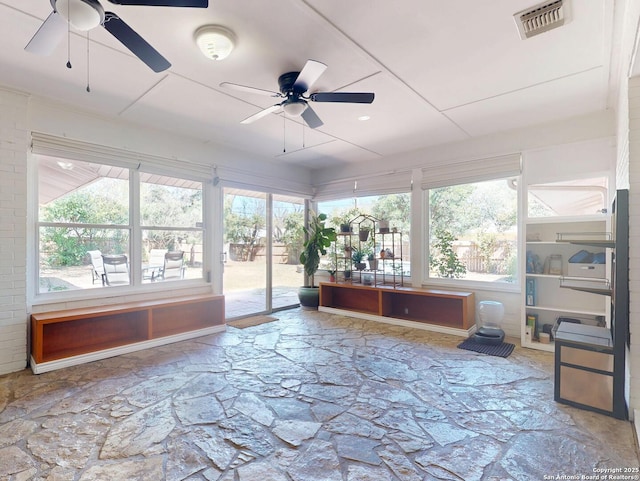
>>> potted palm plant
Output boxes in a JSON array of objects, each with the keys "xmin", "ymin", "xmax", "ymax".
[{"xmin": 298, "ymin": 212, "xmax": 336, "ymax": 309}]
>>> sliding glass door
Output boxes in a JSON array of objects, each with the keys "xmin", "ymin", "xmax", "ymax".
[
  {"xmin": 272, "ymin": 195, "xmax": 305, "ymax": 310},
  {"xmin": 223, "ymin": 188, "xmax": 304, "ymax": 318},
  {"xmin": 223, "ymin": 189, "xmax": 267, "ymax": 318}
]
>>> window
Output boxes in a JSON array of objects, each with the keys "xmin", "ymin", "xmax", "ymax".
[
  {"xmin": 528, "ymin": 177, "xmax": 608, "ymax": 218},
  {"xmin": 318, "ymin": 192, "xmax": 411, "ymax": 277},
  {"xmin": 140, "ymin": 175, "xmax": 204, "ymax": 283},
  {"xmin": 428, "ymin": 178, "xmax": 518, "ymax": 284},
  {"xmin": 36, "ymin": 156, "xmax": 205, "ymax": 294}
]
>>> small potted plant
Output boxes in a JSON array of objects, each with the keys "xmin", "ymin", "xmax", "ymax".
[
  {"xmin": 367, "ymin": 252, "xmax": 378, "ymax": 271},
  {"xmin": 352, "ymin": 248, "xmax": 366, "ymax": 270},
  {"xmin": 327, "ymin": 269, "xmax": 337, "ymax": 282}
]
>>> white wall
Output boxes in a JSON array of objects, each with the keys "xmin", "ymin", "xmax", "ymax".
[
  {"xmin": 627, "ymin": 76, "xmax": 640, "ymax": 424},
  {"xmin": 0, "ymin": 88, "xmax": 29, "ymax": 374}
]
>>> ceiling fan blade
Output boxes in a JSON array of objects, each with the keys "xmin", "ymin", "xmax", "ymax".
[
  {"xmin": 220, "ymin": 82, "xmax": 281, "ymax": 97},
  {"xmin": 102, "ymin": 12, "xmax": 171, "ymax": 72},
  {"xmin": 107, "ymin": 0, "xmax": 208, "ymax": 6},
  {"xmin": 241, "ymin": 104, "xmax": 282, "ymax": 124},
  {"xmin": 25, "ymin": 11, "xmax": 67, "ymax": 55},
  {"xmin": 293, "ymin": 59, "xmax": 327, "ymax": 93},
  {"xmin": 310, "ymin": 92, "xmax": 375, "ymax": 103},
  {"xmin": 301, "ymin": 105, "xmax": 323, "ymax": 129}
]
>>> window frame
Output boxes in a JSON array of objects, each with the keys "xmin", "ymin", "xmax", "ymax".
[
  {"xmin": 316, "ymin": 191, "xmax": 412, "ymax": 283},
  {"xmin": 424, "ymin": 175, "xmax": 521, "ymax": 292},
  {"xmin": 32, "ymin": 155, "xmax": 210, "ymax": 303}
]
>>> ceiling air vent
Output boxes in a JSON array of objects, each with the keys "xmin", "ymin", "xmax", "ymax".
[{"xmin": 514, "ymin": 0, "xmax": 568, "ymax": 39}]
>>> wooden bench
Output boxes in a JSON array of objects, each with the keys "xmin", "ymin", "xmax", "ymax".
[
  {"xmin": 319, "ymin": 283, "xmax": 475, "ymax": 336},
  {"xmin": 30, "ymin": 294, "xmax": 225, "ymax": 374}
]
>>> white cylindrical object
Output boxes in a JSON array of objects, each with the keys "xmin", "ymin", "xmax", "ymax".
[{"xmin": 478, "ymin": 300, "xmax": 504, "ymax": 328}]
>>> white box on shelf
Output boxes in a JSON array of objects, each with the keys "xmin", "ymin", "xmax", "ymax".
[{"xmin": 567, "ymin": 263, "xmax": 606, "ymax": 279}]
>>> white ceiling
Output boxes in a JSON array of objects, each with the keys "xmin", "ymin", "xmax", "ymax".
[{"xmin": 0, "ymin": 0, "xmax": 621, "ymax": 172}]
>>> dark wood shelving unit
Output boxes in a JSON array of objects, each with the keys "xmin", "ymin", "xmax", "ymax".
[{"xmin": 320, "ymin": 283, "xmax": 474, "ymax": 334}]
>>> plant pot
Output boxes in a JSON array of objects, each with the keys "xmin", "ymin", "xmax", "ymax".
[
  {"xmin": 340, "ymin": 224, "xmax": 351, "ymax": 233},
  {"xmin": 344, "ymin": 270, "xmax": 352, "ymax": 280},
  {"xmin": 298, "ymin": 286, "xmax": 320, "ymax": 310},
  {"xmin": 368, "ymin": 259, "xmax": 378, "ymax": 271},
  {"xmin": 355, "ymin": 262, "xmax": 366, "ymax": 271},
  {"xmin": 359, "ymin": 229, "xmax": 370, "ymax": 242},
  {"xmin": 379, "ymin": 220, "xmax": 390, "ymax": 233}
]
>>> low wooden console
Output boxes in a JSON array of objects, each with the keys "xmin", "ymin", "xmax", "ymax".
[
  {"xmin": 319, "ymin": 283, "xmax": 475, "ymax": 336},
  {"xmin": 30, "ymin": 294, "xmax": 225, "ymax": 374}
]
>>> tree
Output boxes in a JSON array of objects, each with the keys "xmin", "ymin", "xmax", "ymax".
[
  {"xmin": 280, "ymin": 210, "xmax": 304, "ymax": 264},
  {"xmin": 429, "ymin": 185, "xmax": 475, "ymax": 237},
  {"xmin": 430, "ymin": 229, "xmax": 466, "ymax": 278},
  {"xmin": 224, "ymin": 196, "xmax": 266, "ymax": 261},
  {"xmin": 41, "ymin": 189, "xmax": 128, "ymax": 266},
  {"xmin": 371, "ymin": 193, "xmax": 410, "ymax": 234},
  {"xmin": 141, "ymin": 183, "xmax": 202, "ymax": 252}
]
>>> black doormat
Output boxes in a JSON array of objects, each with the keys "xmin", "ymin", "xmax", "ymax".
[{"xmin": 457, "ymin": 338, "xmax": 515, "ymax": 358}]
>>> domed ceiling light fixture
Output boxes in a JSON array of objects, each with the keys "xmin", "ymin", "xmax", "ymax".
[
  {"xmin": 195, "ymin": 25, "xmax": 235, "ymax": 61},
  {"xmin": 282, "ymin": 100, "xmax": 307, "ymax": 117}
]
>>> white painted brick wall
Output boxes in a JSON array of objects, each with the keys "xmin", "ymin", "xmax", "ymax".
[
  {"xmin": 628, "ymin": 76, "xmax": 640, "ymax": 415},
  {"xmin": 0, "ymin": 88, "xmax": 28, "ymax": 375}
]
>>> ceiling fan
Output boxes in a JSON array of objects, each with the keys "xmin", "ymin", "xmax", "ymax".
[
  {"xmin": 220, "ymin": 59, "xmax": 375, "ymax": 129},
  {"xmin": 25, "ymin": 0, "xmax": 208, "ymax": 72}
]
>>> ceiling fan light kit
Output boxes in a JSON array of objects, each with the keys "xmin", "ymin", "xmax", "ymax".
[
  {"xmin": 282, "ymin": 101, "xmax": 307, "ymax": 117},
  {"xmin": 54, "ymin": 0, "xmax": 104, "ymax": 31},
  {"xmin": 195, "ymin": 25, "xmax": 235, "ymax": 61}
]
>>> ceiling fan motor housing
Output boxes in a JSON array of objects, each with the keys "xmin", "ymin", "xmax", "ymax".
[{"xmin": 278, "ymin": 71, "xmax": 305, "ymax": 95}]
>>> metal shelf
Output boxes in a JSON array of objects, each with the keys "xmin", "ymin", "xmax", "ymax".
[{"xmin": 559, "ymin": 277, "xmax": 611, "ymax": 296}]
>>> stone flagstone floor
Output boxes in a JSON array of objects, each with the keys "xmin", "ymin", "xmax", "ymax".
[{"xmin": 0, "ymin": 309, "xmax": 638, "ymax": 480}]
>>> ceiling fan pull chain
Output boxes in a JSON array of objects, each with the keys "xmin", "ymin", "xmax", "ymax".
[
  {"xmin": 66, "ymin": 1, "xmax": 71, "ymax": 69},
  {"xmin": 283, "ymin": 114, "xmax": 286, "ymax": 153},
  {"xmin": 86, "ymin": 31, "xmax": 91, "ymax": 93}
]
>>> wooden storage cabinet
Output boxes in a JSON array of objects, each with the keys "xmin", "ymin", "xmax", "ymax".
[
  {"xmin": 151, "ymin": 297, "xmax": 224, "ymax": 338},
  {"xmin": 40, "ymin": 310, "xmax": 149, "ymax": 362},
  {"xmin": 320, "ymin": 283, "xmax": 381, "ymax": 315},
  {"xmin": 320, "ymin": 283, "xmax": 474, "ymax": 335},
  {"xmin": 31, "ymin": 295, "xmax": 225, "ymax": 373}
]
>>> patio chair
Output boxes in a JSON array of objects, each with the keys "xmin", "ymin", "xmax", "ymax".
[
  {"xmin": 87, "ymin": 250, "xmax": 105, "ymax": 285},
  {"xmin": 161, "ymin": 251, "xmax": 185, "ymax": 280},
  {"xmin": 102, "ymin": 254, "xmax": 130, "ymax": 286},
  {"xmin": 143, "ymin": 249, "xmax": 166, "ymax": 281}
]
